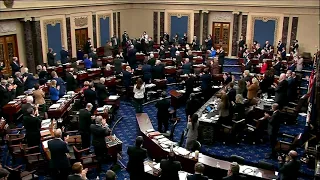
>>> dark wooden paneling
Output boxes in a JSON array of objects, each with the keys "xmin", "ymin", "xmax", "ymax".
[
  {"xmin": 281, "ymin": 17, "xmax": 289, "ymax": 45},
  {"xmin": 66, "ymin": 17, "xmax": 72, "ymax": 56},
  {"xmin": 113, "ymin": 12, "xmax": 116, "ymax": 36},
  {"xmin": 194, "ymin": 13, "xmax": 200, "ymax": 39},
  {"xmin": 241, "ymin": 15, "xmax": 248, "ymax": 42},
  {"xmin": 160, "ymin": 12, "xmax": 164, "ymax": 38},
  {"xmin": 32, "ymin": 21, "xmax": 43, "ymax": 65},
  {"xmin": 231, "ymin": 14, "xmax": 239, "ymax": 56},
  {"xmin": 290, "ymin": 17, "xmax": 299, "ymax": 45},
  {"xmin": 117, "ymin": 12, "xmax": 120, "ymax": 39},
  {"xmin": 202, "ymin": 13, "xmax": 208, "ymax": 44},
  {"xmin": 92, "ymin": 15, "xmax": 97, "ymax": 48},
  {"xmin": 23, "ymin": 21, "xmax": 36, "ymax": 73},
  {"xmin": 153, "ymin": 12, "xmax": 158, "ymax": 43}
]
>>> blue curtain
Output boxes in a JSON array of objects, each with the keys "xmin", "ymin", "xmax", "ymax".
[
  {"xmin": 47, "ymin": 23, "xmax": 62, "ymax": 60},
  {"xmin": 253, "ymin": 20, "xmax": 276, "ymax": 45},
  {"xmin": 99, "ymin": 17, "xmax": 110, "ymax": 46},
  {"xmin": 170, "ymin": 16, "xmax": 188, "ymax": 41}
]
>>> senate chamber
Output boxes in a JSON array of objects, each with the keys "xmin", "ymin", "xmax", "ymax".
[{"xmin": 0, "ymin": 0, "xmax": 319, "ymax": 180}]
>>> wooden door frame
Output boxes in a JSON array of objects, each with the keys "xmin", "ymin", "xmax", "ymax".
[
  {"xmin": 75, "ymin": 28, "xmax": 88, "ymax": 51},
  {"xmin": 0, "ymin": 34, "xmax": 19, "ymax": 75},
  {"xmin": 212, "ymin": 22, "xmax": 231, "ymax": 53}
]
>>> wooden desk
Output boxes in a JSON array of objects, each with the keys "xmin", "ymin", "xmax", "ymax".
[
  {"xmin": 106, "ymin": 135, "xmax": 122, "ymax": 162},
  {"xmin": 136, "ymin": 113, "xmax": 278, "ymax": 179},
  {"xmin": 144, "ymin": 160, "xmax": 190, "ymax": 180},
  {"xmin": 169, "ymin": 90, "xmax": 183, "ymax": 109},
  {"xmin": 47, "ymin": 94, "xmax": 79, "ymax": 119},
  {"xmin": 2, "ymin": 100, "xmax": 23, "ymax": 122}
]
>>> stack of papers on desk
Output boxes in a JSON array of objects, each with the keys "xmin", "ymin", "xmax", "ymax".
[
  {"xmin": 144, "ymin": 164, "xmax": 152, "ymax": 172},
  {"xmin": 213, "ymin": 85, "xmax": 222, "ymax": 89},
  {"xmin": 40, "ymin": 129, "xmax": 51, "ymax": 137},
  {"xmin": 42, "ymin": 139, "xmax": 51, "ymax": 149},
  {"xmin": 41, "ymin": 119, "xmax": 51, "ymax": 128},
  {"xmin": 16, "ymin": 95, "xmax": 25, "ymax": 99},
  {"xmin": 193, "ymin": 87, "xmax": 201, "ymax": 92},
  {"xmin": 176, "ymin": 90, "xmax": 185, "ymax": 94},
  {"xmin": 154, "ymin": 135, "xmax": 165, "ymax": 140},
  {"xmin": 158, "ymin": 138, "xmax": 170, "ymax": 143},
  {"xmin": 145, "ymin": 83, "xmax": 156, "ymax": 88},
  {"xmin": 173, "ymin": 147, "xmax": 190, "ymax": 156},
  {"xmin": 49, "ymin": 104, "xmax": 60, "ymax": 109},
  {"xmin": 57, "ymin": 99, "xmax": 66, "ymax": 104},
  {"xmin": 8, "ymin": 101, "xmax": 17, "ymax": 104},
  {"xmin": 67, "ymin": 91, "xmax": 75, "ymax": 96},
  {"xmin": 62, "ymin": 95, "xmax": 71, "ymax": 99},
  {"xmin": 108, "ymin": 95, "xmax": 119, "ymax": 100}
]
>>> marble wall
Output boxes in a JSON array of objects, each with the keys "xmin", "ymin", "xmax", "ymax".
[
  {"xmin": 241, "ymin": 15, "xmax": 248, "ymax": 41},
  {"xmin": 281, "ymin": 17, "xmax": 289, "ymax": 46},
  {"xmin": 23, "ymin": 20, "xmax": 36, "ymax": 73},
  {"xmin": 290, "ymin": 17, "xmax": 299, "ymax": 45},
  {"xmin": 153, "ymin": 12, "xmax": 158, "ymax": 43},
  {"xmin": 231, "ymin": 13, "xmax": 239, "ymax": 56},
  {"xmin": 160, "ymin": 12, "xmax": 164, "ymax": 39},
  {"xmin": 194, "ymin": 13, "xmax": 200, "ymax": 39},
  {"xmin": 92, "ymin": 15, "xmax": 97, "ymax": 48},
  {"xmin": 202, "ymin": 12, "xmax": 208, "ymax": 44}
]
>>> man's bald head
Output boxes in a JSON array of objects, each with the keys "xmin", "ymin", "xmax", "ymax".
[
  {"xmin": 279, "ymin": 73, "xmax": 286, "ymax": 81},
  {"xmin": 289, "ymin": 150, "xmax": 298, "ymax": 159},
  {"xmin": 54, "ymin": 128, "xmax": 62, "ymax": 138}
]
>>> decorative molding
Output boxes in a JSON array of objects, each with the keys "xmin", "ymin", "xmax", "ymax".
[
  {"xmin": 232, "ymin": 11, "xmax": 240, "ymax": 15},
  {"xmin": 3, "ymin": 0, "xmax": 14, "ymax": 8},
  {"xmin": 98, "ymin": 14, "xmax": 110, "ymax": 20},
  {"xmin": 202, "ymin": 11, "xmax": 209, "ymax": 14},
  {"xmin": 74, "ymin": 16, "xmax": 88, "ymax": 27},
  {"xmin": 211, "ymin": 12, "xmax": 233, "ymax": 22},
  {"xmin": 168, "ymin": 13, "xmax": 191, "ymax": 40},
  {"xmin": 251, "ymin": 16, "xmax": 279, "ymax": 46},
  {"xmin": 0, "ymin": 21, "xmax": 17, "ymax": 33},
  {"xmin": 43, "ymin": 18, "xmax": 64, "ymax": 51}
]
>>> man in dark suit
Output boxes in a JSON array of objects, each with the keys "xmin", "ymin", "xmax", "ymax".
[
  {"xmin": 79, "ymin": 103, "xmax": 93, "ymax": 149},
  {"xmin": 47, "ymin": 48, "xmax": 56, "ymax": 66},
  {"xmin": 160, "ymin": 152, "xmax": 182, "ymax": 180},
  {"xmin": 265, "ymin": 103, "xmax": 281, "ymax": 159},
  {"xmin": 277, "ymin": 40, "xmax": 284, "ymax": 52},
  {"xmin": 21, "ymin": 96, "xmax": 34, "ymax": 116},
  {"xmin": 175, "ymin": 51, "xmax": 183, "ymax": 67},
  {"xmin": 155, "ymin": 91, "xmax": 170, "ymax": 133},
  {"xmin": 238, "ymin": 36, "xmax": 245, "ymax": 50},
  {"xmin": 182, "ymin": 58, "xmax": 192, "ymax": 74},
  {"xmin": 105, "ymin": 170, "xmax": 116, "ymax": 180},
  {"xmin": 10, "ymin": 57, "xmax": 22, "ymax": 76},
  {"xmin": 13, "ymin": 72, "xmax": 26, "ymax": 96},
  {"xmin": 123, "ymin": 66, "xmax": 133, "ymax": 91},
  {"xmin": 185, "ymin": 75, "xmax": 195, "ymax": 99},
  {"xmin": 159, "ymin": 46, "xmax": 166, "ymax": 59},
  {"xmin": 65, "ymin": 69, "xmax": 77, "ymax": 92},
  {"xmin": 223, "ymin": 162, "xmax": 244, "ymax": 180},
  {"xmin": 218, "ymin": 48, "xmax": 225, "ymax": 72},
  {"xmin": 244, "ymin": 58, "xmax": 252, "ymax": 72},
  {"xmin": 90, "ymin": 116, "xmax": 111, "ymax": 174},
  {"xmin": 95, "ymin": 77, "xmax": 109, "ymax": 106},
  {"xmin": 48, "ymin": 129, "xmax": 71, "ymax": 180},
  {"xmin": 187, "ymin": 162, "xmax": 208, "ymax": 180},
  {"xmin": 114, "ymin": 55, "xmax": 123, "ymax": 74},
  {"xmin": 170, "ymin": 44, "xmax": 177, "ymax": 58},
  {"xmin": 60, "ymin": 46, "xmax": 69, "ymax": 64},
  {"xmin": 122, "ymin": 31, "xmax": 129, "ymax": 46},
  {"xmin": 23, "ymin": 107, "xmax": 41, "ymax": 149},
  {"xmin": 84, "ymin": 38, "xmax": 92, "ymax": 54},
  {"xmin": 273, "ymin": 73, "xmax": 288, "ymax": 109},
  {"xmin": 147, "ymin": 53, "xmax": 156, "ymax": 66},
  {"xmin": 0, "ymin": 80, "xmax": 14, "ymax": 108},
  {"xmin": 192, "ymin": 36, "xmax": 199, "ymax": 50},
  {"xmin": 227, "ymin": 82, "xmax": 237, "ymax": 103},
  {"xmin": 111, "ymin": 35, "xmax": 120, "ymax": 56},
  {"xmin": 127, "ymin": 136, "xmax": 147, "ymax": 180},
  {"xmin": 286, "ymin": 70, "xmax": 297, "ymax": 102},
  {"xmin": 68, "ymin": 162, "xmax": 87, "ymax": 180},
  {"xmin": 127, "ymin": 45, "xmax": 137, "ymax": 69},
  {"xmin": 152, "ymin": 60, "xmax": 165, "ymax": 80},
  {"xmin": 273, "ymin": 57, "xmax": 282, "ymax": 76},
  {"xmin": 142, "ymin": 63, "xmax": 152, "ymax": 83},
  {"xmin": 84, "ymin": 83, "xmax": 97, "ymax": 112},
  {"xmin": 278, "ymin": 150, "xmax": 301, "ymax": 180},
  {"xmin": 200, "ymin": 69, "xmax": 212, "ymax": 101}
]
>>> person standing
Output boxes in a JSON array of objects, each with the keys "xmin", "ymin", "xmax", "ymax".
[
  {"xmin": 10, "ymin": 57, "xmax": 23, "ymax": 76},
  {"xmin": 155, "ymin": 91, "xmax": 170, "ymax": 133},
  {"xmin": 185, "ymin": 114, "xmax": 199, "ymax": 150},
  {"xmin": 187, "ymin": 162, "xmax": 208, "ymax": 180},
  {"xmin": 127, "ymin": 136, "xmax": 147, "ymax": 180},
  {"xmin": 47, "ymin": 48, "xmax": 56, "ymax": 66},
  {"xmin": 79, "ymin": 103, "xmax": 93, "ymax": 149},
  {"xmin": 60, "ymin": 46, "xmax": 69, "ymax": 64},
  {"xmin": 48, "ymin": 129, "xmax": 71, "ymax": 180},
  {"xmin": 160, "ymin": 152, "xmax": 182, "ymax": 180},
  {"xmin": 265, "ymin": 103, "xmax": 281, "ymax": 159},
  {"xmin": 278, "ymin": 150, "xmax": 301, "ymax": 180},
  {"xmin": 67, "ymin": 162, "xmax": 88, "ymax": 180},
  {"xmin": 23, "ymin": 108, "xmax": 41, "ymax": 149},
  {"xmin": 273, "ymin": 73, "xmax": 288, "ymax": 109},
  {"xmin": 133, "ymin": 78, "xmax": 145, "ymax": 113}
]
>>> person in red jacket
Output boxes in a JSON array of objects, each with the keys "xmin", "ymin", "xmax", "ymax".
[{"xmin": 260, "ymin": 59, "xmax": 268, "ymax": 74}]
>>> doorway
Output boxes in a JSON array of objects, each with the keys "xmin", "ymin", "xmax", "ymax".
[
  {"xmin": 75, "ymin": 28, "xmax": 88, "ymax": 52},
  {"xmin": 0, "ymin": 35, "xmax": 19, "ymax": 75},
  {"xmin": 212, "ymin": 22, "xmax": 230, "ymax": 54}
]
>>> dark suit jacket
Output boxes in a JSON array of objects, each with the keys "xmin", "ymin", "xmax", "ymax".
[
  {"xmin": 245, "ymin": 60, "xmax": 252, "ymax": 71},
  {"xmin": 60, "ymin": 50, "xmax": 69, "ymax": 64},
  {"xmin": 228, "ymin": 88, "xmax": 236, "ymax": 103},
  {"xmin": 218, "ymin": 52, "xmax": 225, "ymax": 65},
  {"xmin": 185, "ymin": 76, "xmax": 195, "ymax": 96},
  {"xmin": 90, "ymin": 124, "xmax": 110, "ymax": 147},
  {"xmin": 155, "ymin": 98, "xmax": 170, "ymax": 119},
  {"xmin": 275, "ymin": 80, "xmax": 288, "ymax": 104},
  {"xmin": 142, "ymin": 64, "xmax": 152, "ymax": 80},
  {"xmin": 267, "ymin": 110, "xmax": 281, "ymax": 136},
  {"xmin": 68, "ymin": 174, "xmax": 83, "ymax": 180},
  {"xmin": 39, "ymin": 70, "xmax": 49, "ymax": 85},
  {"xmin": 186, "ymin": 98, "xmax": 201, "ymax": 117},
  {"xmin": 152, "ymin": 64, "xmax": 164, "ymax": 80},
  {"xmin": 187, "ymin": 174, "xmax": 209, "ymax": 180},
  {"xmin": 66, "ymin": 72, "xmax": 77, "ymax": 92},
  {"xmin": 122, "ymin": 70, "xmax": 132, "ymax": 88},
  {"xmin": 160, "ymin": 159, "xmax": 182, "ymax": 180},
  {"xmin": 287, "ymin": 77, "xmax": 296, "ymax": 101},
  {"xmin": 159, "ymin": 49, "xmax": 166, "ymax": 59},
  {"xmin": 48, "ymin": 138, "xmax": 70, "ymax": 169},
  {"xmin": 14, "ymin": 77, "xmax": 24, "ymax": 96},
  {"xmin": 148, "ymin": 58, "xmax": 156, "ymax": 66},
  {"xmin": 182, "ymin": 63, "xmax": 191, "ymax": 74},
  {"xmin": 52, "ymin": 77, "xmax": 66, "ymax": 97},
  {"xmin": 278, "ymin": 159, "xmax": 301, "ymax": 180},
  {"xmin": 273, "ymin": 62, "xmax": 281, "ymax": 76},
  {"xmin": 10, "ymin": 62, "xmax": 21, "ymax": 75},
  {"xmin": 200, "ymin": 73, "xmax": 211, "ymax": 91},
  {"xmin": 223, "ymin": 174, "xmax": 245, "ymax": 180},
  {"xmin": 84, "ymin": 88, "xmax": 96, "ymax": 105},
  {"xmin": 84, "ymin": 41, "xmax": 91, "ymax": 54},
  {"xmin": 23, "ymin": 114, "xmax": 41, "ymax": 135},
  {"xmin": 21, "ymin": 103, "xmax": 33, "ymax": 116},
  {"xmin": 95, "ymin": 83, "xmax": 109, "ymax": 101},
  {"xmin": 47, "ymin": 52, "xmax": 55, "ymax": 66},
  {"xmin": 127, "ymin": 146, "xmax": 147, "ymax": 174},
  {"xmin": 79, "ymin": 108, "xmax": 92, "ymax": 133},
  {"xmin": 170, "ymin": 47, "xmax": 177, "ymax": 58},
  {"xmin": 0, "ymin": 85, "xmax": 13, "ymax": 107},
  {"xmin": 24, "ymin": 73, "xmax": 38, "ymax": 90},
  {"xmin": 234, "ymin": 103, "xmax": 245, "ymax": 120},
  {"xmin": 175, "ymin": 55, "xmax": 183, "ymax": 66},
  {"xmin": 114, "ymin": 58, "xmax": 123, "ymax": 74}
]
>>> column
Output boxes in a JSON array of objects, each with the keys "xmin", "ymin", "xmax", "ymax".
[
  {"xmin": 231, "ymin": 12, "xmax": 240, "ymax": 56},
  {"xmin": 281, "ymin": 17, "xmax": 289, "ymax": 47},
  {"xmin": 160, "ymin": 12, "xmax": 165, "ymax": 38},
  {"xmin": 290, "ymin": 17, "xmax": 299, "ymax": 46},
  {"xmin": 23, "ymin": 19, "xmax": 36, "ymax": 73},
  {"xmin": 202, "ymin": 11, "xmax": 209, "ymax": 45},
  {"xmin": 92, "ymin": 14, "xmax": 97, "ymax": 48},
  {"xmin": 241, "ymin": 13, "xmax": 248, "ymax": 42},
  {"xmin": 32, "ymin": 19, "xmax": 43, "ymax": 66},
  {"xmin": 113, "ymin": 12, "xmax": 117, "ymax": 36},
  {"xmin": 194, "ymin": 11, "xmax": 200, "ymax": 41},
  {"xmin": 117, "ymin": 12, "xmax": 120, "ymax": 38},
  {"xmin": 66, "ymin": 17, "xmax": 72, "ymax": 55},
  {"xmin": 153, "ymin": 11, "xmax": 158, "ymax": 43}
]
